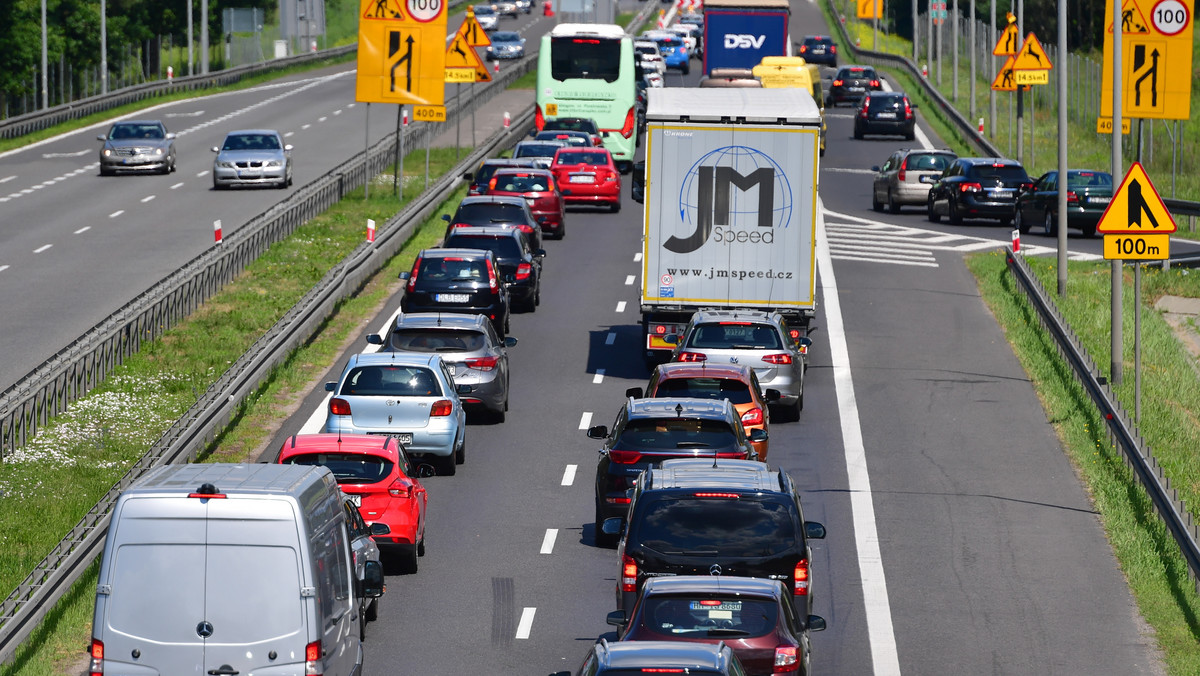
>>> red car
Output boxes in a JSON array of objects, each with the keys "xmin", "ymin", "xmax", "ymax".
[
  {"xmin": 277, "ymin": 433, "xmax": 429, "ymax": 573},
  {"xmin": 550, "ymin": 147, "xmax": 622, "ymax": 212},
  {"xmin": 483, "ymin": 168, "xmax": 567, "ymax": 239},
  {"xmin": 608, "ymin": 576, "xmax": 826, "ymax": 676}
]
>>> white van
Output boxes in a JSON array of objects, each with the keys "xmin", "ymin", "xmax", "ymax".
[{"xmin": 90, "ymin": 463, "xmax": 383, "ymax": 676}]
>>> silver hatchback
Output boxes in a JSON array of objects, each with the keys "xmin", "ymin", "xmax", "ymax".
[
  {"xmin": 669, "ymin": 310, "xmax": 811, "ymax": 422},
  {"xmin": 211, "ymin": 129, "xmax": 293, "ymax": 189},
  {"xmin": 871, "ymin": 148, "xmax": 957, "ymax": 213},
  {"xmin": 368, "ymin": 313, "xmax": 517, "ymax": 422}
]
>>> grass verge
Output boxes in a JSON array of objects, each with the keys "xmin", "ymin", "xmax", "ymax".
[{"xmin": 968, "ymin": 251, "xmax": 1200, "ymax": 673}]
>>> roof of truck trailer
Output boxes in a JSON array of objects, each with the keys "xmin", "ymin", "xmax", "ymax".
[
  {"xmin": 645, "ymin": 88, "xmax": 820, "ymax": 124},
  {"xmin": 702, "ymin": 0, "xmax": 790, "ymax": 10}
]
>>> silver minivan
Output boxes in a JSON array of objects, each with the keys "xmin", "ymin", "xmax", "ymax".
[{"xmin": 90, "ymin": 463, "xmax": 383, "ymax": 676}]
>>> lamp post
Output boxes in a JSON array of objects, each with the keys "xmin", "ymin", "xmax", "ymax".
[
  {"xmin": 101, "ymin": 0, "xmax": 108, "ymax": 94},
  {"xmin": 41, "ymin": 0, "xmax": 48, "ymax": 109}
]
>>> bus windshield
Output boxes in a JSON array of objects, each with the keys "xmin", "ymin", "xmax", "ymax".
[{"xmin": 550, "ymin": 36, "xmax": 622, "ymax": 82}]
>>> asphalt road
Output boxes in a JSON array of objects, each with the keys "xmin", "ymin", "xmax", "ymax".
[{"xmin": 258, "ymin": 5, "xmax": 1166, "ymax": 673}]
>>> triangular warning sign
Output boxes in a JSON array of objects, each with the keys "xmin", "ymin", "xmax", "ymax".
[
  {"xmin": 444, "ymin": 33, "xmax": 492, "ymax": 83},
  {"xmin": 993, "ymin": 23, "xmax": 1019, "ymax": 56},
  {"xmin": 456, "ymin": 9, "xmax": 492, "ymax": 47},
  {"xmin": 1011, "ymin": 33, "xmax": 1053, "ymax": 70},
  {"xmin": 991, "ymin": 56, "xmax": 1017, "ymax": 91},
  {"xmin": 1096, "ymin": 162, "xmax": 1177, "ymax": 234},
  {"xmin": 362, "ymin": 0, "xmax": 405, "ymax": 20},
  {"xmin": 1107, "ymin": 0, "xmax": 1150, "ymax": 33}
]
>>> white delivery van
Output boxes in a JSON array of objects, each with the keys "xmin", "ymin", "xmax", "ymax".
[{"xmin": 90, "ymin": 463, "xmax": 383, "ymax": 676}]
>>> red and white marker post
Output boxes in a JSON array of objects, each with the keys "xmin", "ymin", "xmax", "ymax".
[
  {"xmin": 213, "ymin": 219, "xmax": 222, "ymax": 244},
  {"xmin": 1011, "ymin": 229, "xmax": 1020, "ymax": 253},
  {"xmin": 367, "ymin": 219, "xmax": 376, "ymax": 243},
  {"xmin": 503, "ymin": 112, "xmax": 511, "ymax": 129}
]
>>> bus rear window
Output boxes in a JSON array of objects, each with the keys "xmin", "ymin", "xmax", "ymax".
[{"xmin": 551, "ymin": 36, "xmax": 621, "ymax": 82}]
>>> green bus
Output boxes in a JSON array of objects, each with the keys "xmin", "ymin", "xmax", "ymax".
[{"xmin": 537, "ymin": 23, "xmax": 638, "ymax": 171}]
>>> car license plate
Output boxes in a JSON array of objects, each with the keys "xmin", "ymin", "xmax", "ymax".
[
  {"xmin": 989, "ymin": 190, "xmax": 1009, "ymax": 199},
  {"xmin": 876, "ymin": 112, "xmax": 897, "ymax": 119},
  {"xmin": 346, "ymin": 494, "xmax": 362, "ymax": 506},
  {"xmin": 388, "ymin": 433, "xmax": 413, "ymax": 445},
  {"xmin": 569, "ymin": 175, "xmax": 595, "ymax": 184},
  {"xmin": 920, "ymin": 174, "xmax": 938, "ymax": 183},
  {"xmin": 849, "ymin": 86, "xmax": 865, "ymax": 92},
  {"xmin": 1088, "ymin": 196, "xmax": 1111, "ymax": 204},
  {"xmin": 435, "ymin": 293, "xmax": 471, "ymax": 302},
  {"xmin": 239, "ymin": 170, "xmax": 260, "ymax": 178}
]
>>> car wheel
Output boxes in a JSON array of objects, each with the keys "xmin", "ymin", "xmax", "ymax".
[
  {"xmin": 610, "ymin": 200, "xmax": 621, "ymax": 213},
  {"xmin": 417, "ymin": 536, "xmax": 426, "ymax": 557},
  {"xmin": 398, "ymin": 544, "xmax": 419, "ymax": 574},
  {"xmin": 927, "ymin": 197, "xmax": 941, "ymax": 223},
  {"xmin": 1016, "ymin": 209, "xmax": 1031, "ymax": 234},
  {"xmin": 872, "ymin": 190, "xmax": 883, "ymax": 212},
  {"xmin": 365, "ymin": 595, "xmax": 379, "ymax": 622},
  {"xmin": 853, "ymin": 125, "xmax": 863, "ymax": 140},
  {"xmin": 437, "ymin": 453, "xmax": 456, "ymax": 476},
  {"xmin": 1043, "ymin": 210, "xmax": 1056, "ymax": 236},
  {"xmin": 1082, "ymin": 223, "xmax": 1096, "ymax": 238},
  {"xmin": 456, "ymin": 436, "xmax": 465, "ymax": 464},
  {"xmin": 948, "ymin": 199, "xmax": 962, "ymax": 225},
  {"xmin": 887, "ymin": 190, "xmax": 901, "ymax": 214},
  {"xmin": 595, "ymin": 501, "xmax": 616, "ymax": 548},
  {"xmin": 99, "ymin": 166, "xmax": 113, "ymax": 177},
  {"xmin": 682, "ymin": 64, "xmax": 690, "ymax": 76},
  {"xmin": 492, "ymin": 405, "xmax": 506, "ymax": 423}
]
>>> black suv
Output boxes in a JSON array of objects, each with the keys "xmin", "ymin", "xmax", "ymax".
[
  {"xmin": 443, "ymin": 224, "xmax": 545, "ymax": 312},
  {"xmin": 797, "ymin": 35, "xmax": 836, "ymax": 66},
  {"xmin": 604, "ymin": 458, "xmax": 826, "ymax": 619},
  {"xmin": 398, "ymin": 248, "xmax": 513, "ymax": 336},
  {"xmin": 443, "ymin": 194, "xmax": 543, "ymax": 250},
  {"xmin": 829, "ymin": 65, "xmax": 883, "ymax": 107},
  {"xmin": 926, "ymin": 157, "xmax": 1032, "ymax": 225},
  {"xmin": 587, "ymin": 398, "xmax": 762, "ymax": 546}
]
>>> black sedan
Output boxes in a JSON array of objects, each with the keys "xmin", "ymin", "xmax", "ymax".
[
  {"xmin": 927, "ymin": 157, "xmax": 1031, "ymax": 225},
  {"xmin": 1015, "ymin": 170, "xmax": 1114, "ymax": 237},
  {"xmin": 853, "ymin": 92, "xmax": 916, "ymax": 140},
  {"xmin": 829, "ymin": 65, "xmax": 882, "ymax": 106}
]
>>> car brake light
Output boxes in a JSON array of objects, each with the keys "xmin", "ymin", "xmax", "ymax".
[
  {"xmin": 406, "ymin": 259, "xmax": 420, "ymax": 293},
  {"xmin": 486, "ymin": 258, "xmax": 499, "ymax": 292},
  {"xmin": 465, "ymin": 356, "xmax": 499, "ymax": 371},
  {"xmin": 516, "ymin": 262, "xmax": 533, "ymax": 280},
  {"xmin": 621, "ymin": 554, "xmax": 638, "ymax": 592},
  {"xmin": 694, "ymin": 492, "xmax": 740, "ymax": 498},
  {"xmin": 904, "ymin": 99, "xmax": 913, "ymax": 119},
  {"xmin": 741, "ymin": 407, "xmax": 763, "ymax": 425},
  {"xmin": 960, "ymin": 182, "xmax": 983, "ymax": 193},
  {"xmin": 898, "ymin": 156, "xmax": 907, "ymax": 181},
  {"xmin": 535, "ymin": 104, "xmax": 545, "ymax": 130},
  {"xmin": 794, "ymin": 559, "xmax": 810, "ymax": 596},
  {"xmin": 305, "ymin": 639, "xmax": 322, "ymax": 675},
  {"xmin": 516, "ymin": 223, "xmax": 534, "ymax": 235},
  {"xmin": 388, "ymin": 479, "xmax": 411, "ymax": 498},
  {"xmin": 430, "ymin": 399, "xmax": 453, "ymax": 416},
  {"xmin": 329, "ymin": 398, "xmax": 351, "ymax": 416},
  {"xmin": 622, "ymin": 107, "xmax": 636, "ymax": 138},
  {"xmin": 89, "ymin": 639, "xmax": 103, "ymax": 676},
  {"xmin": 547, "ymin": 178, "xmax": 557, "ymax": 191},
  {"xmin": 719, "ymin": 321, "xmax": 752, "ymax": 325},
  {"xmin": 830, "ymin": 44, "xmax": 837, "ymax": 53},
  {"xmin": 799, "ymin": 45, "xmax": 808, "ymax": 53},
  {"xmin": 487, "ymin": 177, "xmax": 498, "ymax": 191},
  {"xmin": 859, "ymin": 101, "xmax": 869, "ymax": 117},
  {"xmin": 698, "ymin": 600, "xmax": 723, "ymax": 606},
  {"xmin": 832, "ymin": 78, "xmax": 843, "ymax": 87},
  {"xmin": 608, "ymin": 449, "xmax": 642, "ymax": 464},
  {"xmin": 870, "ymin": 79, "xmax": 880, "ymax": 87},
  {"xmin": 605, "ymin": 169, "xmax": 618, "ymax": 182},
  {"xmin": 775, "ymin": 645, "xmax": 800, "ymax": 672},
  {"xmin": 762, "ymin": 353, "xmax": 792, "ymax": 365},
  {"xmin": 639, "ymin": 670, "xmax": 686, "ymax": 673},
  {"xmin": 676, "ymin": 351, "xmax": 706, "ymax": 362},
  {"xmin": 1066, "ymin": 190, "xmax": 1078, "ymax": 203}
]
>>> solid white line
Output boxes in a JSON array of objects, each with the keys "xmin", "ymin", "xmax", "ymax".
[
  {"xmin": 540, "ymin": 529, "xmax": 558, "ymax": 554},
  {"xmin": 140, "ymin": 195, "xmax": 156, "ymax": 203},
  {"xmin": 34, "ymin": 244, "xmax": 52, "ymax": 253},
  {"xmin": 515, "ymin": 607, "xmax": 536, "ymax": 639},
  {"xmin": 562, "ymin": 464, "xmax": 577, "ymax": 486},
  {"xmin": 817, "ymin": 199, "xmax": 902, "ymax": 675},
  {"xmin": 823, "ymin": 167, "xmax": 876, "ymax": 175},
  {"xmin": 578, "ymin": 412, "xmax": 593, "ymax": 430},
  {"xmin": 171, "ymin": 182, "xmax": 184, "ymax": 189},
  {"xmin": 605, "ymin": 332, "xmax": 616, "ymax": 345},
  {"xmin": 624, "ymin": 275, "xmax": 636, "ymax": 285},
  {"xmin": 74, "ymin": 226, "xmax": 90, "ymax": 234},
  {"xmin": 299, "ymin": 308, "xmax": 398, "ymax": 434},
  {"xmin": 593, "ymin": 369, "xmax": 605, "ymax": 384},
  {"xmin": 616, "ymin": 301, "xmax": 627, "ymax": 312}
]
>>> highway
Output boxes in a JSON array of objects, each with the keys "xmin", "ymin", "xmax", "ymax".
[{"xmin": 258, "ymin": 2, "xmax": 1166, "ymax": 672}]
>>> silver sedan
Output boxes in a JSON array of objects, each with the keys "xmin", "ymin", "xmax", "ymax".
[
  {"xmin": 97, "ymin": 120, "xmax": 176, "ymax": 175},
  {"xmin": 211, "ymin": 129, "xmax": 293, "ymax": 189}
]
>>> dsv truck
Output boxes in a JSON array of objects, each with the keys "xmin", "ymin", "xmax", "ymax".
[
  {"xmin": 632, "ymin": 88, "xmax": 820, "ymax": 367},
  {"xmin": 702, "ymin": 0, "xmax": 791, "ymax": 75}
]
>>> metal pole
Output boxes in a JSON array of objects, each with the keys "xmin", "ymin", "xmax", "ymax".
[
  {"xmin": 188, "ymin": 0, "xmax": 194, "ymax": 76},
  {"xmin": 400, "ymin": 108, "xmax": 406, "ymax": 201},
  {"xmin": 1111, "ymin": 0, "xmax": 1123, "ymax": 385},
  {"xmin": 1056, "ymin": 0, "xmax": 1067, "ymax": 295},
  {"xmin": 952, "ymin": 0, "xmax": 958, "ymax": 100},
  {"xmin": 936, "ymin": 13, "xmax": 942, "ymax": 86},
  {"xmin": 927, "ymin": 2, "xmax": 933, "ymax": 80},
  {"xmin": 455, "ymin": 84, "xmax": 461, "ymax": 162},
  {"xmin": 365, "ymin": 103, "xmax": 371, "ymax": 201},
  {"xmin": 101, "ymin": 0, "xmax": 108, "ymax": 94},
  {"xmin": 425, "ymin": 127, "xmax": 431, "ymax": 192},
  {"xmin": 1015, "ymin": 0, "xmax": 1022, "ymax": 163},
  {"xmin": 913, "ymin": 0, "xmax": 919, "ymax": 62},
  {"xmin": 989, "ymin": 0, "xmax": 996, "ymax": 137},
  {"xmin": 969, "ymin": 0, "xmax": 975, "ymax": 118},
  {"xmin": 201, "ymin": 0, "xmax": 209, "ymax": 74},
  {"xmin": 394, "ymin": 105, "xmax": 402, "ymax": 197},
  {"xmin": 1135, "ymin": 263, "xmax": 1141, "ymax": 422}
]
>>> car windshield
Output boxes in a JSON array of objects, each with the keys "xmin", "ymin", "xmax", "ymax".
[
  {"xmin": 555, "ymin": 151, "xmax": 609, "ymax": 166},
  {"xmin": 967, "ymin": 165, "xmax": 1029, "ymax": 181},
  {"xmin": 455, "ymin": 203, "xmax": 528, "ymax": 223},
  {"xmin": 633, "ymin": 495, "xmax": 797, "ymax": 556},
  {"xmin": 445, "ymin": 234, "xmax": 523, "ymax": 259},
  {"xmin": 223, "ymin": 134, "xmax": 280, "ymax": 151},
  {"xmin": 515, "ymin": 143, "xmax": 564, "ymax": 158},
  {"xmin": 282, "ymin": 452, "xmax": 393, "ymax": 484},
  {"xmin": 614, "ymin": 418, "xmax": 739, "ymax": 450},
  {"xmin": 339, "ymin": 365, "xmax": 443, "ymax": 397},
  {"xmin": 474, "ymin": 5, "xmax": 495, "ymax": 14},
  {"xmin": 638, "ymin": 595, "xmax": 778, "ymax": 638},
  {"xmin": 654, "ymin": 378, "xmax": 754, "ymax": 405},
  {"xmin": 493, "ymin": 32, "xmax": 520, "ymax": 42},
  {"xmin": 685, "ymin": 323, "xmax": 783, "ymax": 350},
  {"xmin": 389, "ymin": 328, "xmax": 487, "ymax": 352},
  {"xmin": 111, "ymin": 123, "xmax": 164, "ymax": 140},
  {"xmin": 490, "ymin": 173, "xmax": 552, "ymax": 191},
  {"xmin": 1067, "ymin": 171, "xmax": 1113, "ymax": 188},
  {"xmin": 908, "ymin": 153, "xmax": 954, "ymax": 171}
]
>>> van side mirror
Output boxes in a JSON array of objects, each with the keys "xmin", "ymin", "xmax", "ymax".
[
  {"xmin": 625, "ymin": 387, "xmax": 644, "ymax": 399},
  {"xmin": 587, "ymin": 425, "xmax": 608, "ymax": 439},
  {"xmin": 366, "ymin": 334, "xmax": 383, "ymax": 345},
  {"xmin": 631, "ymin": 161, "xmax": 646, "ymax": 204},
  {"xmin": 361, "ymin": 560, "xmax": 385, "ymax": 598}
]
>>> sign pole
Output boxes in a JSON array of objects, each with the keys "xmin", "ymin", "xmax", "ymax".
[
  {"xmin": 989, "ymin": 0, "xmax": 996, "ymax": 138},
  {"xmin": 1135, "ymin": 261, "xmax": 1141, "ymax": 421},
  {"xmin": 455, "ymin": 84, "xmax": 461, "ymax": 162},
  {"xmin": 394, "ymin": 105, "xmax": 402, "ymax": 197},
  {"xmin": 952, "ymin": 0, "xmax": 958, "ymax": 101},
  {"xmin": 425, "ymin": 123, "xmax": 431, "ymax": 192},
  {"xmin": 1056, "ymin": 0, "xmax": 1068, "ymax": 295},
  {"xmin": 364, "ymin": 103, "xmax": 370, "ymax": 201},
  {"xmin": 1110, "ymin": 0, "xmax": 1123, "ymax": 386},
  {"xmin": 969, "ymin": 0, "xmax": 975, "ymax": 119}
]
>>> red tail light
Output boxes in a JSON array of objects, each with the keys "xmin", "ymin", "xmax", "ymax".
[
  {"xmin": 870, "ymin": 79, "xmax": 881, "ymax": 88},
  {"xmin": 774, "ymin": 645, "xmax": 800, "ymax": 672},
  {"xmin": 547, "ymin": 178, "xmax": 557, "ymax": 191},
  {"xmin": 516, "ymin": 262, "xmax": 533, "ymax": 280},
  {"xmin": 605, "ymin": 169, "xmax": 619, "ymax": 182},
  {"xmin": 329, "ymin": 398, "xmax": 351, "ymax": 416},
  {"xmin": 794, "ymin": 559, "xmax": 810, "ymax": 596},
  {"xmin": 859, "ymin": 100, "xmax": 869, "ymax": 118},
  {"xmin": 694, "ymin": 492, "xmax": 741, "ymax": 498},
  {"xmin": 465, "ymin": 356, "xmax": 499, "ymax": 371},
  {"xmin": 676, "ymin": 351, "xmax": 706, "ymax": 362},
  {"xmin": 898, "ymin": 157, "xmax": 907, "ymax": 181},
  {"xmin": 1066, "ymin": 190, "xmax": 1078, "ymax": 203},
  {"xmin": 608, "ymin": 449, "xmax": 642, "ymax": 464},
  {"xmin": 305, "ymin": 640, "xmax": 322, "ymax": 675},
  {"xmin": 487, "ymin": 177, "xmax": 498, "ymax": 191},
  {"xmin": 960, "ymin": 182, "xmax": 983, "ymax": 193},
  {"xmin": 406, "ymin": 259, "xmax": 420, "ymax": 293},
  {"xmin": 653, "ymin": 325, "xmax": 667, "ymax": 335},
  {"xmin": 621, "ymin": 107, "xmax": 636, "ymax": 138},
  {"xmin": 832, "ymin": 78, "xmax": 843, "ymax": 87},
  {"xmin": 830, "ymin": 44, "xmax": 837, "ymax": 53},
  {"xmin": 904, "ymin": 99, "xmax": 913, "ymax": 119},
  {"xmin": 89, "ymin": 638, "xmax": 103, "ymax": 676},
  {"xmin": 621, "ymin": 554, "xmax": 638, "ymax": 592},
  {"xmin": 535, "ymin": 104, "xmax": 545, "ymax": 130},
  {"xmin": 486, "ymin": 258, "xmax": 499, "ymax": 291},
  {"xmin": 741, "ymin": 407, "xmax": 764, "ymax": 425},
  {"xmin": 430, "ymin": 399, "xmax": 453, "ymax": 416},
  {"xmin": 799, "ymin": 45, "xmax": 809, "ymax": 53},
  {"xmin": 388, "ymin": 479, "xmax": 412, "ymax": 498},
  {"xmin": 762, "ymin": 353, "xmax": 792, "ymax": 365}
]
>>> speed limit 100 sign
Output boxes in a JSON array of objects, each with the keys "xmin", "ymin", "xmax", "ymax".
[
  {"xmin": 407, "ymin": 0, "xmax": 445, "ymax": 22},
  {"xmin": 1153, "ymin": 0, "xmax": 1190, "ymax": 35}
]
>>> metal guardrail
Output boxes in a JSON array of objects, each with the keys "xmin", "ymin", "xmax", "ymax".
[
  {"xmin": 0, "ymin": 57, "xmax": 537, "ymax": 664},
  {"xmin": 1005, "ymin": 249, "xmax": 1200, "ymax": 593}
]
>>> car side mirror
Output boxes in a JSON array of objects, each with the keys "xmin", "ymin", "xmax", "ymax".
[
  {"xmin": 456, "ymin": 384, "xmax": 472, "ymax": 395},
  {"xmin": 749, "ymin": 429, "xmax": 768, "ymax": 442},
  {"xmin": 211, "ymin": 146, "xmax": 220, "ymax": 153},
  {"xmin": 587, "ymin": 424, "xmax": 608, "ymax": 439},
  {"xmin": 910, "ymin": 102, "xmax": 918, "ymax": 109},
  {"xmin": 441, "ymin": 214, "xmax": 451, "ymax": 223},
  {"xmin": 366, "ymin": 334, "xmax": 383, "ymax": 345},
  {"xmin": 398, "ymin": 271, "xmax": 411, "ymax": 280},
  {"xmin": 463, "ymin": 171, "xmax": 474, "ymax": 181},
  {"xmin": 361, "ymin": 560, "xmax": 385, "ymax": 598},
  {"xmin": 807, "ymin": 615, "xmax": 827, "ymax": 632},
  {"xmin": 871, "ymin": 165, "xmax": 881, "ymax": 172},
  {"xmin": 625, "ymin": 387, "xmax": 644, "ymax": 399},
  {"xmin": 764, "ymin": 388, "xmax": 782, "ymax": 402},
  {"xmin": 606, "ymin": 610, "xmax": 628, "ymax": 627},
  {"xmin": 805, "ymin": 521, "xmax": 826, "ymax": 539},
  {"xmin": 166, "ymin": 132, "xmax": 177, "ymax": 140},
  {"xmin": 96, "ymin": 134, "xmax": 108, "ymax": 141},
  {"xmin": 879, "ymin": 73, "xmax": 887, "ymax": 80},
  {"xmin": 663, "ymin": 334, "xmax": 678, "ymax": 345},
  {"xmin": 601, "ymin": 517, "xmax": 625, "ymax": 536},
  {"xmin": 324, "ymin": 382, "xmax": 336, "ymax": 392},
  {"xmin": 284, "ymin": 144, "xmax": 294, "ymax": 151},
  {"xmin": 534, "ymin": 248, "xmax": 547, "ymax": 258},
  {"xmin": 369, "ymin": 522, "xmax": 390, "ymax": 536},
  {"xmin": 504, "ymin": 336, "xmax": 518, "ymax": 347}
]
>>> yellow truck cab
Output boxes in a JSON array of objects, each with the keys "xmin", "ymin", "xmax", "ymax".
[{"xmin": 752, "ymin": 56, "xmax": 826, "ymax": 156}]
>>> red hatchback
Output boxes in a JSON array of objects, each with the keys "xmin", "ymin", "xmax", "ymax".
[
  {"xmin": 483, "ymin": 168, "xmax": 567, "ymax": 240},
  {"xmin": 277, "ymin": 433, "xmax": 429, "ymax": 573},
  {"xmin": 550, "ymin": 147, "xmax": 622, "ymax": 212}
]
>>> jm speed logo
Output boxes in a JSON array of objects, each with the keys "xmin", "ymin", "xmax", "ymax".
[{"xmin": 666, "ymin": 145, "xmax": 793, "ymax": 255}]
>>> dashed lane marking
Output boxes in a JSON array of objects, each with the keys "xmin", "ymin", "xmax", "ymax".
[
  {"xmin": 578, "ymin": 412, "xmax": 593, "ymax": 430},
  {"xmin": 562, "ymin": 464, "xmax": 577, "ymax": 486},
  {"xmin": 540, "ymin": 529, "xmax": 558, "ymax": 554}
]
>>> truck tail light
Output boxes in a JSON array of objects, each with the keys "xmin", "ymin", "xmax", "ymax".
[
  {"xmin": 430, "ymin": 399, "xmax": 454, "ymax": 416},
  {"xmin": 960, "ymin": 182, "xmax": 983, "ymax": 193},
  {"xmin": 388, "ymin": 479, "xmax": 412, "ymax": 498},
  {"xmin": 535, "ymin": 104, "xmax": 545, "ymax": 130},
  {"xmin": 89, "ymin": 639, "xmax": 104, "ymax": 676},
  {"xmin": 465, "ymin": 356, "xmax": 499, "ymax": 371},
  {"xmin": 741, "ymin": 407, "xmax": 763, "ymax": 425},
  {"xmin": 608, "ymin": 449, "xmax": 642, "ymax": 464},
  {"xmin": 794, "ymin": 559, "xmax": 810, "ymax": 596},
  {"xmin": 622, "ymin": 107, "xmax": 636, "ymax": 138},
  {"xmin": 406, "ymin": 259, "xmax": 420, "ymax": 293},
  {"xmin": 516, "ymin": 262, "xmax": 533, "ymax": 280},
  {"xmin": 676, "ymin": 351, "xmax": 706, "ymax": 362},
  {"xmin": 621, "ymin": 554, "xmax": 638, "ymax": 592},
  {"xmin": 305, "ymin": 640, "xmax": 322, "ymax": 675},
  {"xmin": 329, "ymin": 398, "xmax": 351, "ymax": 416},
  {"xmin": 762, "ymin": 353, "xmax": 792, "ymax": 365},
  {"xmin": 774, "ymin": 645, "xmax": 800, "ymax": 672}
]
